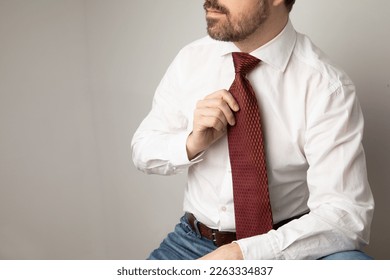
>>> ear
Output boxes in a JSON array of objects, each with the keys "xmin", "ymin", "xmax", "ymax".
[{"xmin": 271, "ymin": 0, "xmax": 285, "ymax": 7}]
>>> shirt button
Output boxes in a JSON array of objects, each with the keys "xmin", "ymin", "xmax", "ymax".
[{"xmin": 221, "ymin": 206, "xmax": 227, "ymax": 212}]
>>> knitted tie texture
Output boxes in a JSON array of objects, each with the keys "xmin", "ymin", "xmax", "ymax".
[{"xmin": 228, "ymin": 52, "xmax": 273, "ymax": 240}]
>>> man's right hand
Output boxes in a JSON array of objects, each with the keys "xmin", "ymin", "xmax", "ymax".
[{"xmin": 186, "ymin": 90, "xmax": 239, "ymax": 160}]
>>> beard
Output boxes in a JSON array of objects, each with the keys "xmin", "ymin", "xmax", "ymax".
[{"xmin": 204, "ymin": 0, "xmax": 270, "ymax": 42}]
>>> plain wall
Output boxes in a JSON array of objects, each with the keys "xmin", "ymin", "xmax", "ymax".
[
  {"xmin": 0, "ymin": 0, "xmax": 106, "ymax": 258},
  {"xmin": 0, "ymin": 0, "xmax": 389, "ymax": 259}
]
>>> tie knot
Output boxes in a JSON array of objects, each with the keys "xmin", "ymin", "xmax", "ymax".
[{"xmin": 232, "ymin": 52, "xmax": 260, "ymax": 75}]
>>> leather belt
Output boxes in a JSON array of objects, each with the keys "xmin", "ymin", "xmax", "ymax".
[
  {"xmin": 186, "ymin": 213, "xmax": 237, "ymax": 247},
  {"xmin": 186, "ymin": 212, "xmax": 308, "ymax": 247}
]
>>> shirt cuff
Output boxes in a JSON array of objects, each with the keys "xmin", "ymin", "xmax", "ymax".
[
  {"xmin": 234, "ymin": 230, "xmax": 282, "ymax": 260},
  {"xmin": 168, "ymin": 130, "xmax": 204, "ymax": 169}
]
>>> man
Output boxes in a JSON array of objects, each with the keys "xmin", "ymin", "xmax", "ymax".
[{"xmin": 131, "ymin": 0, "xmax": 374, "ymax": 260}]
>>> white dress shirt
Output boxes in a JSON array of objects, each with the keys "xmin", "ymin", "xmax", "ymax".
[{"xmin": 131, "ymin": 20, "xmax": 374, "ymax": 259}]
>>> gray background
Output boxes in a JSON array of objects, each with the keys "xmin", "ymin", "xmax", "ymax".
[{"xmin": 0, "ymin": 0, "xmax": 389, "ymax": 259}]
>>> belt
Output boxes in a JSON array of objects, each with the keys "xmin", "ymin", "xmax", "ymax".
[{"xmin": 186, "ymin": 212, "xmax": 308, "ymax": 247}]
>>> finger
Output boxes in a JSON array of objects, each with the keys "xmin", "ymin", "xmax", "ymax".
[
  {"xmin": 205, "ymin": 90, "xmax": 239, "ymax": 112},
  {"xmin": 196, "ymin": 98, "xmax": 236, "ymax": 126},
  {"xmin": 195, "ymin": 108, "xmax": 228, "ymax": 132}
]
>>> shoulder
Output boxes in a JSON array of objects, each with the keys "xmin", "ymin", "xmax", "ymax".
[
  {"xmin": 180, "ymin": 36, "xmax": 220, "ymax": 52},
  {"xmin": 175, "ymin": 36, "xmax": 227, "ymax": 61},
  {"xmin": 292, "ymin": 33, "xmax": 353, "ymax": 90}
]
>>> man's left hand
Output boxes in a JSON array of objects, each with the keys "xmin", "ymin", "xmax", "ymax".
[{"xmin": 199, "ymin": 242, "xmax": 244, "ymax": 260}]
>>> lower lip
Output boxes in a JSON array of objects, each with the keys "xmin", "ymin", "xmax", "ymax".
[{"xmin": 207, "ymin": 10, "xmax": 225, "ymax": 16}]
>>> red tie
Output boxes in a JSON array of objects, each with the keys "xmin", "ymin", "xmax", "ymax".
[{"xmin": 228, "ymin": 52, "xmax": 273, "ymax": 240}]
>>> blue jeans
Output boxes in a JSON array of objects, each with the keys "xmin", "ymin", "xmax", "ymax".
[{"xmin": 147, "ymin": 215, "xmax": 373, "ymax": 260}]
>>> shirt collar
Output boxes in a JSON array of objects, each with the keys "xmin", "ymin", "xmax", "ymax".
[{"xmin": 218, "ymin": 20, "xmax": 297, "ymax": 72}]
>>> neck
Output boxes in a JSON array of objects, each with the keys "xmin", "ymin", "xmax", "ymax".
[{"xmin": 234, "ymin": 13, "xmax": 289, "ymax": 53}]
